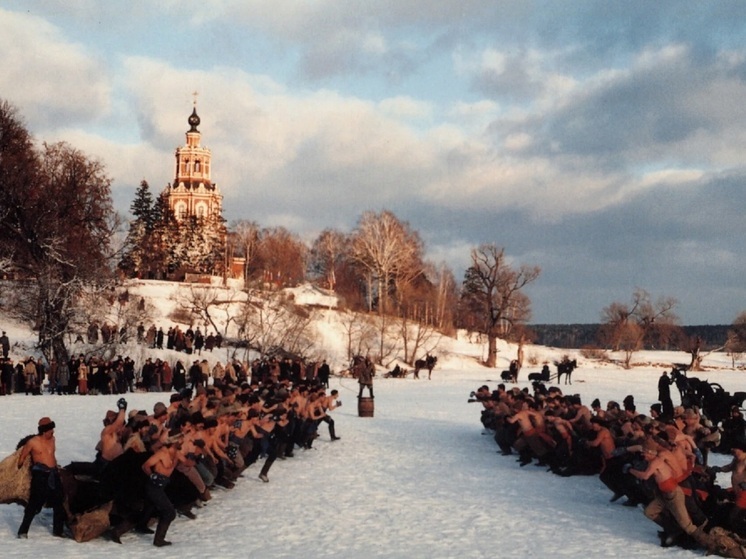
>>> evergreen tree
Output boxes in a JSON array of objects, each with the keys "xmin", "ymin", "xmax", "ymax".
[
  {"xmin": 120, "ymin": 183, "xmax": 227, "ymax": 279},
  {"xmin": 119, "ymin": 180, "xmax": 156, "ymax": 277},
  {"xmin": 151, "ymin": 197, "xmax": 180, "ymax": 277},
  {"xmin": 130, "ymin": 180, "xmax": 155, "ymax": 231}
]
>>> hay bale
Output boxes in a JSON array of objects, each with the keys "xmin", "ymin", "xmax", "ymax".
[
  {"xmin": 68, "ymin": 500, "xmax": 113, "ymax": 543},
  {"xmin": 0, "ymin": 451, "xmax": 31, "ymax": 505}
]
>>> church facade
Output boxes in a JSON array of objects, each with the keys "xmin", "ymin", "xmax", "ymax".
[{"xmin": 162, "ymin": 106, "xmax": 224, "ymax": 223}]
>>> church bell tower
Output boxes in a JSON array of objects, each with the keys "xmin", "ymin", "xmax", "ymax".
[{"xmin": 163, "ymin": 103, "xmax": 223, "ymax": 221}]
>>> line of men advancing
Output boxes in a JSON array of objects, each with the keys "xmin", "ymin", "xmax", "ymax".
[
  {"xmin": 471, "ymin": 378, "xmax": 746, "ymax": 556},
  {"xmin": 15, "ymin": 377, "xmax": 342, "ymax": 546}
]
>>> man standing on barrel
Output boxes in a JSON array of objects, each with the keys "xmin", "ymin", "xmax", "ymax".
[{"xmin": 358, "ymin": 357, "xmax": 374, "ymax": 399}]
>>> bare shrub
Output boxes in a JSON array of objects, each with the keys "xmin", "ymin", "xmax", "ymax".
[{"xmin": 580, "ymin": 346, "xmax": 607, "ymax": 360}]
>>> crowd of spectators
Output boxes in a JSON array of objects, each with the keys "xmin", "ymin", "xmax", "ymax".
[
  {"xmin": 471, "ymin": 372, "xmax": 746, "ymax": 556},
  {"xmin": 0, "ymin": 321, "xmax": 332, "ymax": 397},
  {"xmin": 81, "ymin": 322, "xmax": 223, "ymax": 355}
]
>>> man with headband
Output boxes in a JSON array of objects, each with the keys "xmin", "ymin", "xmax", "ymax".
[{"xmin": 16, "ymin": 417, "xmax": 66, "ymax": 538}]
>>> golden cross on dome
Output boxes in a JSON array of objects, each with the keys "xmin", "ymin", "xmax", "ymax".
[{"xmin": 192, "ymin": 91, "xmax": 199, "ymax": 106}]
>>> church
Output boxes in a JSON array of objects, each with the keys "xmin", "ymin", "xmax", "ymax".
[
  {"xmin": 162, "ymin": 105, "xmax": 224, "ymax": 224},
  {"xmin": 121, "ymin": 103, "xmax": 245, "ymax": 282}
]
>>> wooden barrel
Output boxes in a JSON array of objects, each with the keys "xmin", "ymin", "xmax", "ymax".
[{"xmin": 358, "ymin": 396, "xmax": 374, "ymax": 417}]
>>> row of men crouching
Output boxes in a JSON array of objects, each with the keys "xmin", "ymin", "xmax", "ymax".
[{"xmin": 470, "ymin": 383, "xmax": 746, "ymax": 557}]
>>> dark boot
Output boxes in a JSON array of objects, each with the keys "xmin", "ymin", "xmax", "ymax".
[
  {"xmin": 259, "ymin": 461, "xmax": 271, "ymax": 482},
  {"xmin": 110, "ymin": 520, "xmax": 134, "ymax": 543},
  {"xmin": 135, "ymin": 522, "xmax": 155, "ymax": 534},
  {"xmin": 153, "ymin": 519, "xmax": 172, "ymax": 547},
  {"xmin": 330, "ymin": 423, "xmax": 340, "ymax": 441}
]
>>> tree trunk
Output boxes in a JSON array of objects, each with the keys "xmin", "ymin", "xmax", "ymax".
[
  {"xmin": 51, "ymin": 335, "xmax": 70, "ymax": 369},
  {"xmin": 486, "ymin": 333, "xmax": 498, "ymax": 368}
]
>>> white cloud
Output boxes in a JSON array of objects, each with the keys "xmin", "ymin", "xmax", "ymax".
[
  {"xmin": 378, "ymin": 96, "xmax": 432, "ymax": 121},
  {"xmin": 0, "ymin": 8, "xmax": 111, "ymax": 130}
]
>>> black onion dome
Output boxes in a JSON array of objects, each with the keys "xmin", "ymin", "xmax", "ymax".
[{"xmin": 188, "ymin": 107, "xmax": 200, "ymax": 132}]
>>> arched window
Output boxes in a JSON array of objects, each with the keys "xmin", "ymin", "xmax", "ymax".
[{"xmin": 175, "ymin": 201, "xmax": 187, "ymax": 220}]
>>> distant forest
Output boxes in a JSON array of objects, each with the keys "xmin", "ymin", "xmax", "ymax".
[{"xmin": 528, "ymin": 324, "xmax": 731, "ymax": 351}]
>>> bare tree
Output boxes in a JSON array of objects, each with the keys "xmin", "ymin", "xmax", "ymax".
[
  {"xmin": 459, "ymin": 244, "xmax": 540, "ymax": 368},
  {"xmin": 308, "ymin": 228, "xmax": 349, "ymax": 292},
  {"xmin": 350, "ymin": 210, "xmax": 424, "ymax": 314},
  {"xmin": 229, "ymin": 220, "xmax": 261, "ymax": 284},
  {"xmin": 373, "ymin": 313, "xmax": 398, "ymax": 366},
  {"xmin": 599, "ymin": 288, "xmax": 679, "ymax": 368},
  {"xmin": 432, "ymin": 263, "xmax": 458, "ymax": 332},
  {"xmin": 239, "ymin": 291, "xmax": 315, "ymax": 359},
  {"xmin": 173, "ymin": 284, "xmax": 248, "ymax": 340},
  {"xmin": 726, "ymin": 315, "xmax": 746, "ymax": 368},
  {"xmin": 399, "ymin": 308, "xmax": 441, "ymax": 366},
  {"xmin": 0, "ymin": 101, "xmax": 118, "ymax": 364},
  {"xmin": 339, "ymin": 311, "xmax": 377, "ymax": 359},
  {"xmin": 256, "ymin": 226, "xmax": 307, "ymax": 288}
]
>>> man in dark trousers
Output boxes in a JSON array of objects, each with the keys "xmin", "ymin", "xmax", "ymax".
[
  {"xmin": 658, "ymin": 369, "xmax": 674, "ymax": 421},
  {"xmin": 317, "ymin": 359, "xmax": 331, "ymax": 388},
  {"xmin": 358, "ymin": 357, "xmax": 374, "ymax": 399},
  {"xmin": 141, "ymin": 440, "xmax": 187, "ymax": 546},
  {"xmin": 0, "ymin": 330, "xmax": 9, "ymax": 358},
  {"xmin": 16, "ymin": 417, "xmax": 66, "ymax": 538}
]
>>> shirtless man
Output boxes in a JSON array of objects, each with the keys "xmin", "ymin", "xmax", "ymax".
[
  {"xmin": 96, "ymin": 398, "xmax": 128, "ymax": 472},
  {"xmin": 141, "ymin": 440, "xmax": 188, "ymax": 546},
  {"xmin": 507, "ymin": 400, "xmax": 552, "ymax": 466},
  {"xmin": 17, "ymin": 417, "xmax": 66, "ymax": 538},
  {"xmin": 321, "ymin": 389, "xmax": 342, "ymax": 441},
  {"xmin": 303, "ymin": 391, "xmax": 326, "ymax": 448},
  {"xmin": 588, "ymin": 417, "xmax": 628, "ymax": 501},
  {"xmin": 712, "ymin": 441, "xmax": 746, "ymax": 532},
  {"xmin": 258, "ymin": 405, "xmax": 291, "ymax": 482},
  {"xmin": 567, "ymin": 396, "xmax": 592, "ymax": 435},
  {"xmin": 176, "ymin": 419, "xmax": 211, "ymax": 502},
  {"xmin": 124, "ymin": 419, "xmax": 152, "ymax": 454},
  {"xmin": 629, "ymin": 438, "xmax": 704, "ymax": 547},
  {"xmin": 588, "ymin": 417, "xmax": 615, "ymax": 460},
  {"xmin": 202, "ymin": 417, "xmax": 235, "ymax": 488}
]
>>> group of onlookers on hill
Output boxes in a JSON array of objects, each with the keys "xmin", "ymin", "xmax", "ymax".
[
  {"xmin": 14, "ymin": 373, "xmax": 343, "ymax": 545},
  {"xmin": 471, "ymin": 369, "xmax": 746, "ymax": 557},
  {"xmin": 76, "ymin": 321, "xmax": 224, "ymax": 355},
  {"xmin": 0, "ymin": 345, "xmax": 332, "ymax": 397}
]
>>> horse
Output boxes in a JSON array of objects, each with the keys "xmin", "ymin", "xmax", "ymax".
[
  {"xmin": 413, "ymin": 354, "xmax": 437, "ymax": 380},
  {"xmin": 555, "ymin": 359, "xmax": 577, "ymax": 385}
]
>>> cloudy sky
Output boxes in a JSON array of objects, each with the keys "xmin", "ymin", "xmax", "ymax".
[{"xmin": 3, "ymin": 1, "xmax": 746, "ymax": 324}]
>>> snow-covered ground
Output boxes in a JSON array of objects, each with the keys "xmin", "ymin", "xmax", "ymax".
[
  {"xmin": 0, "ymin": 358, "xmax": 741, "ymax": 558},
  {"xmin": 0, "ymin": 282, "xmax": 742, "ymax": 558}
]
